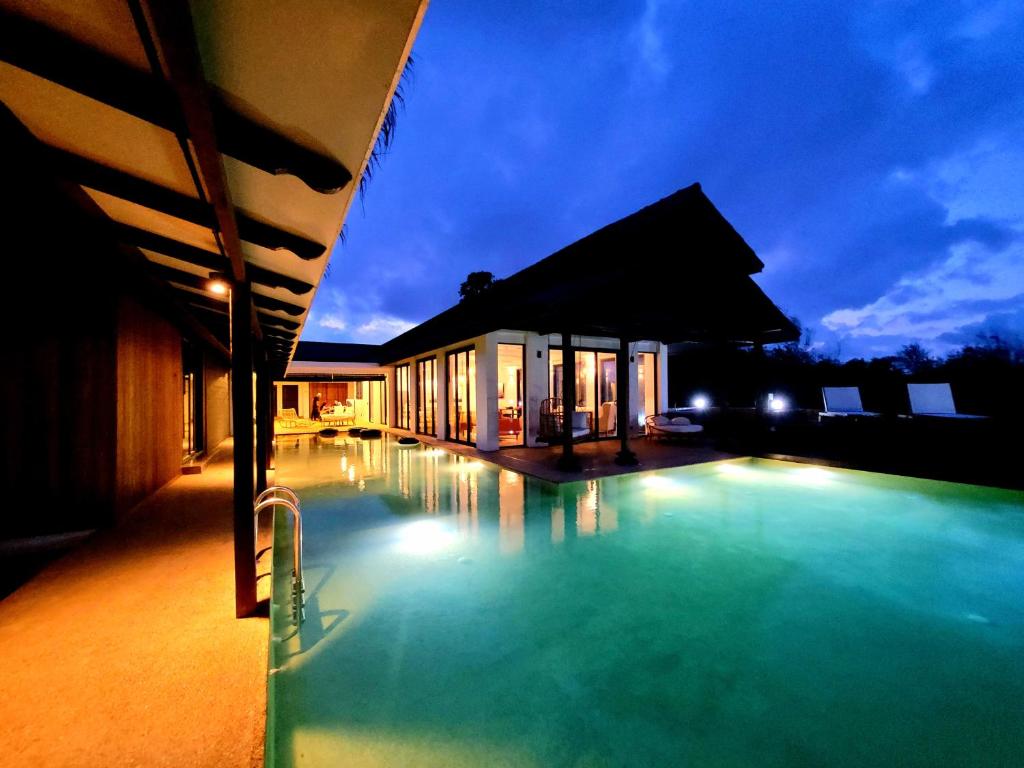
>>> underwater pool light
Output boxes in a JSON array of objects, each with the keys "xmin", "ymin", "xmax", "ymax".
[
  {"xmin": 395, "ymin": 519, "xmax": 457, "ymax": 555},
  {"xmin": 692, "ymin": 394, "xmax": 710, "ymax": 410}
]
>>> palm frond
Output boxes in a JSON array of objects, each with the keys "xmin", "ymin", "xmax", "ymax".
[{"xmin": 358, "ymin": 53, "xmax": 415, "ymax": 202}]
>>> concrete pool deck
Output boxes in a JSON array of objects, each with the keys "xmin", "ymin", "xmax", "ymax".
[{"xmin": 0, "ymin": 440, "xmax": 269, "ymax": 767}]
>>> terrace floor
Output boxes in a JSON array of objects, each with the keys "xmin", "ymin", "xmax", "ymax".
[
  {"xmin": 0, "ymin": 440, "xmax": 269, "ymax": 768},
  {"xmin": 422, "ymin": 434, "xmax": 736, "ymax": 483}
]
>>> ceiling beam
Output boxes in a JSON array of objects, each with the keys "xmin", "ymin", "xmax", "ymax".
[
  {"xmin": 119, "ymin": 225, "xmax": 314, "ymax": 295},
  {"xmin": 252, "ymin": 292, "xmax": 305, "ymax": 317},
  {"xmin": 0, "ymin": 8, "xmax": 351, "ymax": 194},
  {"xmin": 135, "ymin": 0, "xmax": 248, "ymax": 286},
  {"xmin": 49, "ymin": 147, "xmax": 326, "ymax": 260},
  {"xmin": 257, "ymin": 312, "xmax": 300, "ymax": 331}
]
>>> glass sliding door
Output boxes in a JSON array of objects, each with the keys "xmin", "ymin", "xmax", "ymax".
[
  {"xmin": 395, "ymin": 364, "xmax": 411, "ymax": 429},
  {"xmin": 550, "ymin": 346, "xmax": 639, "ymax": 439},
  {"xmin": 638, "ymin": 352, "xmax": 658, "ymax": 429},
  {"xmin": 596, "ymin": 351, "xmax": 617, "ymax": 436},
  {"xmin": 416, "ymin": 357, "xmax": 437, "ymax": 436},
  {"xmin": 367, "ymin": 379, "xmax": 388, "ymax": 425},
  {"xmin": 446, "ymin": 347, "xmax": 476, "ymax": 444},
  {"xmin": 497, "ymin": 344, "xmax": 524, "ymax": 446}
]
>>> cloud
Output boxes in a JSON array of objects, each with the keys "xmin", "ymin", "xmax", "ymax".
[
  {"xmin": 822, "ymin": 238, "xmax": 1024, "ymax": 340},
  {"xmin": 631, "ymin": 0, "xmax": 670, "ymax": 79},
  {"xmin": 318, "ymin": 313, "xmax": 347, "ymax": 331},
  {"xmin": 354, "ymin": 315, "xmax": 416, "ymax": 342}
]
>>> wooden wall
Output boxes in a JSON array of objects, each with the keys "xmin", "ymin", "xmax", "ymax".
[
  {"xmin": 114, "ymin": 296, "xmax": 183, "ymax": 517},
  {"xmin": 205, "ymin": 355, "xmax": 231, "ymax": 449},
  {"xmin": 314, "ymin": 382, "xmax": 352, "ymax": 408}
]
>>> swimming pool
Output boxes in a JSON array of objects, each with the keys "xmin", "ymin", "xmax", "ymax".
[{"xmin": 267, "ymin": 434, "xmax": 1024, "ymax": 767}]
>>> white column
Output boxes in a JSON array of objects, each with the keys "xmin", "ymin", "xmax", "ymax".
[
  {"xmin": 524, "ymin": 333, "xmax": 549, "ymax": 446},
  {"xmin": 297, "ymin": 382, "xmax": 310, "ymax": 419},
  {"xmin": 475, "ymin": 334, "xmax": 499, "ymax": 451},
  {"xmin": 658, "ymin": 343, "xmax": 670, "ymax": 412}
]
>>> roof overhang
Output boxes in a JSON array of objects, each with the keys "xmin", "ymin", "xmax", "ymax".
[{"xmin": 0, "ymin": 0, "xmax": 427, "ymax": 372}]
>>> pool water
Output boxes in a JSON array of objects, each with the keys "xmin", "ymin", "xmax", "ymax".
[{"xmin": 267, "ymin": 434, "xmax": 1024, "ymax": 768}]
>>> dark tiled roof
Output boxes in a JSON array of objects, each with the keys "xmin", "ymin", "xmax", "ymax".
[
  {"xmin": 377, "ymin": 183, "xmax": 796, "ymax": 362},
  {"xmin": 292, "ymin": 341, "xmax": 382, "ymax": 363}
]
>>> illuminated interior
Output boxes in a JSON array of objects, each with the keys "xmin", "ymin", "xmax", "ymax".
[
  {"xmin": 446, "ymin": 347, "xmax": 477, "ymax": 444},
  {"xmin": 416, "ymin": 357, "xmax": 438, "ymax": 436},
  {"xmin": 497, "ymin": 344, "xmax": 524, "ymax": 446}
]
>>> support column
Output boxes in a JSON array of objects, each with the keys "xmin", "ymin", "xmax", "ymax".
[
  {"xmin": 255, "ymin": 352, "xmax": 269, "ymax": 494},
  {"xmin": 231, "ymin": 280, "xmax": 257, "ymax": 618},
  {"xmin": 614, "ymin": 337, "xmax": 638, "ymax": 466},
  {"xmin": 558, "ymin": 331, "xmax": 580, "ymax": 472}
]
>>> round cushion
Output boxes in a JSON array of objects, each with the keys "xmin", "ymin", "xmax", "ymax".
[{"xmin": 359, "ymin": 429, "xmax": 382, "ymax": 439}]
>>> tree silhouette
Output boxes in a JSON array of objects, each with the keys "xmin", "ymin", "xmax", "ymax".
[{"xmin": 459, "ymin": 271, "xmax": 498, "ymax": 301}]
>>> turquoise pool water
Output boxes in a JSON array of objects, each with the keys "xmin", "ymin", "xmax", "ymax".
[{"xmin": 267, "ymin": 434, "xmax": 1024, "ymax": 768}]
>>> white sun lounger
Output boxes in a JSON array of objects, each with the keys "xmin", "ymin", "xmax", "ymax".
[
  {"xmin": 820, "ymin": 387, "xmax": 879, "ymax": 417},
  {"xmin": 907, "ymin": 383, "xmax": 985, "ymax": 419}
]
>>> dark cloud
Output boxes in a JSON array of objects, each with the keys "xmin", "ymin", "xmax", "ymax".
[{"xmin": 306, "ymin": 0, "xmax": 1024, "ymax": 357}]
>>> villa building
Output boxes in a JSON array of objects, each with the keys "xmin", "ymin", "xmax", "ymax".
[{"xmin": 275, "ymin": 184, "xmax": 796, "ymax": 452}]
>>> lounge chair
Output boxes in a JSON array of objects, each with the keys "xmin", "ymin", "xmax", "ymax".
[
  {"xmin": 820, "ymin": 386, "xmax": 879, "ymax": 418},
  {"xmin": 538, "ymin": 398, "xmax": 592, "ymax": 443},
  {"xmin": 907, "ymin": 383, "xmax": 985, "ymax": 419},
  {"xmin": 277, "ymin": 408, "xmax": 300, "ymax": 428},
  {"xmin": 646, "ymin": 414, "xmax": 703, "ymax": 440},
  {"xmin": 598, "ymin": 401, "xmax": 617, "ymax": 435}
]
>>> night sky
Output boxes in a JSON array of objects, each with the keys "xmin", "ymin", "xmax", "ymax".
[{"xmin": 305, "ymin": 0, "xmax": 1024, "ymax": 359}]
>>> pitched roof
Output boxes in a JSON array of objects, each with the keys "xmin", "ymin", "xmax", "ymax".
[
  {"xmin": 378, "ymin": 183, "xmax": 797, "ymax": 362},
  {"xmin": 293, "ymin": 341, "xmax": 382, "ymax": 363}
]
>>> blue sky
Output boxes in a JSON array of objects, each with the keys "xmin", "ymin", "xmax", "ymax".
[{"xmin": 305, "ymin": 0, "xmax": 1024, "ymax": 359}]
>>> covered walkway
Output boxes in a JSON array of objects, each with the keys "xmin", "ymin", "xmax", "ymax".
[{"xmin": 0, "ymin": 441, "xmax": 269, "ymax": 767}]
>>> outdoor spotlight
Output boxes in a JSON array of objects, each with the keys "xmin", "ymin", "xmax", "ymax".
[
  {"xmin": 692, "ymin": 394, "xmax": 710, "ymax": 410},
  {"xmin": 208, "ymin": 271, "xmax": 231, "ymax": 295},
  {"xmin": 768, "ymin": 393, "xmax": 788, "ymax": 412}
]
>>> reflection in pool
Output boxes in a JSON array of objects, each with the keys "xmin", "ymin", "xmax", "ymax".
[{"xmin": 267, "ymin": 433, "xmax": 1024, "ymax": 768}]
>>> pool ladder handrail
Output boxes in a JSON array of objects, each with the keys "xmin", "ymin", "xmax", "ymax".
[{"xmin": 254, "ymin": 486, "xmax": 304, "ymax": 623}]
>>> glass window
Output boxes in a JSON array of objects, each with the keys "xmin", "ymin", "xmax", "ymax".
[
  {"xmin": 416, "ymin": 357, "xmax": 437, "ymax": 436},
  {"xmin": 395, "ymin": 364, "xmax": 411, "ymax": 429},
  {"xmin": 446, "ymin": 348, "xmax": 476, "ymax": 444},
  {"xmin": 638, "ymin": 352, "xmax": 658, "ymax": 429},
  {"xmin": 497, "ymin": 344, "xmax": 524, "ymax": 446}
]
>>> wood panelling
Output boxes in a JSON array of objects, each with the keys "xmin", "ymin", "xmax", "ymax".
[
  {"xmin": 205, "ymin": 354, "xmax": 231, "ymax": 449},
  {"xmin": 313, "ymin": 382, "xmax": 351, "ymax": 409},
  {"xmin": 115, "ymin": 296, "xmax": 183, "ymax": 516}
]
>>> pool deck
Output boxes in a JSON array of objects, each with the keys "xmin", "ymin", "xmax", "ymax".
[
  {"xmin": 416, "ymin": 433, "xmax": 737, "ymax": 483},
  {"xmin": 0, "ymin": 440, "xmax": 269, "ymax": 768}
]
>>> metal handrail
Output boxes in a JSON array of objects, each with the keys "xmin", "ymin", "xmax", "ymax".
[
  {"xmin": 257, "ymin": 486, "xmax": 300, "ymax": 508},
  {"xmin": 254, "ymin": 491, "xmax": 304, "ymax": 623}
]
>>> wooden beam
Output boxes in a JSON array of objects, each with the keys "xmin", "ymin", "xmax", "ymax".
[
  {"xmin": 0, "ymin": 8, "xmax": 351, "ymax": 194},
  {"xmin": 258, "ymin": 313, "xmax": 300, "ymax": 331},
  {"xmin": 121, "ymin": 226, "xmax": 315, "ymax": 296},
  {"xmin": 135, "ymin": 0, "xmax": 247, "ymax": 284},
  {"xmin": 252, "ymin": 293, "xmax": 305, "ymax": 317},
  {"xmin": 50, "ymin": 147, "xmax": 326, "ymax": 260},
  {"xmin": 230, "ymin": 279, "xmax": 258, "ymax": 616}
]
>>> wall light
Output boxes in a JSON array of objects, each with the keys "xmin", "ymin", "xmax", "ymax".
[
  {"xmin": 768, "ymin": 393, "xmax": 788, "ymax": 412},
  {"xmin": 692, "ymin": 394, "xmax": 710, "ymax": 410},
  {"xmin": 208, "ymin": 271, "xmax": 231, "ymax": 295}
]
